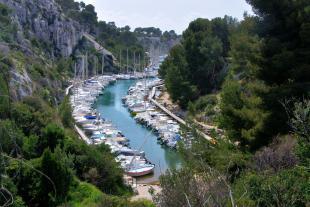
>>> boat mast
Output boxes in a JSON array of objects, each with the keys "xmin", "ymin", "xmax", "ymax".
[
  {"xmin": 94, "ymin": 56, "xmax": 97, "ymax": 78},
  {"xmin": 126, "ymin": 48, "xmax": 129, "ymax": 74},
  {"xmin": 138, "ymin": 53, "xmax": 141, "ymax": 72},
  {"xmin": 82, "ymin": 55, "xmax": 85, "ymax": 80},
  {"xmin": 119, "ymin": 49, "xmax": 122, "ymax": 73},
  {"xmin": 85, "ymin": 52, "xmax": 88, "ymax": 80},
  {"xmin": 101, "ymin": 52, "xmax": 104, "ymax": 75},
  {"xmin": 74, "ymin": 62, "xmax": 77, "ymax": 81},
  {"xmin": 133, "ymin": 51, "xmax": 136, "ymax": 75}
]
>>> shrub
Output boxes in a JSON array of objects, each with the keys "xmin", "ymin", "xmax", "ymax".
[
  {"xmin": 39, "ymin": 124, "xmax": 66, "ymax": 153},
  {"xmin": 0, "ymin": 120, "xmax": 25, "ymax": 156},
  {"xmin": 59, "ymin": 96, "xmax": 73, "ymax": 128},
  {"xmin": 234, "ymin": 167, "xmax": 309, "ymax": 207}
]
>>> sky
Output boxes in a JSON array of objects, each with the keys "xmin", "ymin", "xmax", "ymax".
[{"xmin": 81, "ymin": 0, "xmax": 253, "ymax": 34}]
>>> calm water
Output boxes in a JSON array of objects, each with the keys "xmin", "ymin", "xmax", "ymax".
[{"xmin": 95, "ymin": 79, "xmax": 182, "ymax": 183}]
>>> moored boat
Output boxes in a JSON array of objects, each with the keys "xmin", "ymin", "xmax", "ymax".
[{"xmin": 126, "ymin": 164, "xmax": 155, "ymax": 177}]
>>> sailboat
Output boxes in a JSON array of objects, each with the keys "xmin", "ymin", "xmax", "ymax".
[
  {"xmin": 126, "ymin": 161, "xmax": 155, "ymax": 177},
  {"xmin": 126, "ymin": 67, "xmax": 155, "ymax": 177}
]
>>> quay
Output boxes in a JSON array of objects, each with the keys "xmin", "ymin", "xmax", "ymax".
[{"xmin": 148, "ymin": 85, "xmax": 216, "ymax": 142}]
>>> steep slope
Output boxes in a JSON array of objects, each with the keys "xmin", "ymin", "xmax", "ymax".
[
  {"xmin": 0, "ymin": 0, "xmax": 84, "ymax": 57},
  {"xmin": 0, "ymin": 0, "xmax": 118, "ymax": 101},
  {"xmin": 0, "ymin": 1, "xmax": 155, "ymax": 206}
]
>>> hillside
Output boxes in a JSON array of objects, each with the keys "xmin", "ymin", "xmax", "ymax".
[
  {"xmin": 155, "ymin": 1, "xmax": 309, "ymax": 206},
  {"xmin": 0, "ymin": 0, "xmax": 309, "ymax": 206},
  {"xmin": 134, "ymin": 27, "xmax": 181, "ymax": 67},
  {"xmin": 0, "ymin": 0, "xmax": 153, "ymax": 206}
]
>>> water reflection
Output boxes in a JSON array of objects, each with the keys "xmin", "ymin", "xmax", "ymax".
[{"xmin": 95, "ymin": 79, "xmax": 182, "ymax": 183}]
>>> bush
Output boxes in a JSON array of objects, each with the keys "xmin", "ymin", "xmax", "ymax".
[
  {"xmin": 39, "ymin": 147, "xmax": 74, "ymax": 206},
  {"xmin": 66, "ymin": 181, "xmax": 106, "ymax": 207},
  {"xmin": 188, "ymin": 95, "xmax": 218, "ymax": 123},
  {"xmin": 252, "ymin": 136, "xmax": 298, "ymax": 173},
  {"xmin": 0, "ymin": 120, "xmax": 25, "ymax": 156},
  {"xmin": 59, "ymin": 96, "xmax": 73, "ymax": 128},
  {"xmin": 289, "ymin": 100, "xmax": 310, "ymax": 167},
  {"xmin": 12, "ymin": 97, "xmax": 56, "ymax": 136},
  {"xmin": 39, "ymin": 124, "xmax": 66, "ymax": 153},
  {"xmin": 22, "ymin": 135, "xmax": 40, "ymax": 159},
  {"xmin": 63, "ymin": 139, "xmax": 129, "ymax": 195},
  {"xmin": 8, "ymin": 158, "xmax": 42, "ymax": 207},
  {"xmin": 234, "ymin": 167, "xmax": 309, "ymax": 207},
  {"xmin": 153, "ymin": 167, "xmax": 231, "ymax": 207}
]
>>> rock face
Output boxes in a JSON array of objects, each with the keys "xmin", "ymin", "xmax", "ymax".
[
  {"xmin": 0, "ymin": 0, "xmax": 84, "ymax": 57},
  {"xmin": 10, "ymin": 68, "xmax": 33, "ymax": 100},
  {"xmin": 0, "ymin": 0, "xmax": 85, "ymax": 100},
  {"xmin": 138, "ymin": 36, "xmax": 180, "ymax": 66}
]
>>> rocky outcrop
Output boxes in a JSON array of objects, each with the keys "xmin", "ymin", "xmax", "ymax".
[
  {"xmin": 138, "ymin": 36, "xmax": 180, "ymax": 65},
  {"xmin": 0, "ymin": 0, "xmax": 84, "ymax": 57},
  {"xmin": 0, "ymin": 0, "xmax": 85, "ymax": 100},
  {"xmin": 9, "ymin": 67, "xmax": 33, "ymax": 100}
]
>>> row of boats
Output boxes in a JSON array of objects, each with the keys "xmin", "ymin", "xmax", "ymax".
[
  {"xmin": 70, "ymin": 75, "xmax": 155, "ymax": 177},
  {"xmin": 122, "ymin": 80, "xmax": 182, "ymax": 149}
]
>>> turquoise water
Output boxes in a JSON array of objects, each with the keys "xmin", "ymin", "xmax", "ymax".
[{"xmin": 95, "ymin": 79, "xmax": 182, "ymax": 183}]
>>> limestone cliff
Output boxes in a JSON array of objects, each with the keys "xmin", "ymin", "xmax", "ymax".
[{"xmin": 0, "ymin": 0, "xmax": 84, "ymax": 57}]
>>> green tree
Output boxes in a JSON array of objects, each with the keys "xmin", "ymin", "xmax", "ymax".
[
  {"xmin": 246, "ymin": 0, "xmax": 310, "ymax": 135},
  {"xmin": 9, "ymin": 159, "xmax": 42, "ymax": 207},
  {"xmin": 0, "ymin": 3, "xmax": 17, "ymax": 43},
  {"xmin": 220, "ymin": 79, "xmax": 270, "ymax": 150},
  {"xmin": 39, "ymin": 124, "xmax": 66, "ymax": 153},
  {"xmin": 11, "ymin": 102, "xmax": 40, "ymax": 136},
  {"xmin": 63, "ymin": 139, "xmax": 128, "ymax": 195},
  {"xmin": 182, "ymin": 18, "xmax": 225, "ymax": 95},
  {"xmin": 39, "ymin": 147, "xmax": 74, "ymax": 206},
  {"xmin": 0, "ymin": 55, "xmax": 11, "ymax": 119},
  {"xmin": 22, "ymin": 135, "xmax": 40, "ymax": 159},
  {"xmin": 219, "ymin": 15, "xmax": 272, "ymax": 150},
  {"xmin": 59, "ymin": 96, "xmax": 73, "ymax": 128},
  {"xmin": 55, "ymin": 0, "xmax": 80, "ymax": 14},
  {"xmin": 289, "ymin": 100, "xmax": 310, "ymax": 166},
  {"xmin": 162, "ymin": 45, "xmax": 198, "ymax": 108},
  {"xmin": 234, "ymin": 167, "xmax": 309, "ymax": 207},
  {"xmin": 229, "ymin": 15, "xmax": 261, "ymax": 79},
  {"xmin": 0, "ymin": 120, "xmax": 24, "ymax": 156}
]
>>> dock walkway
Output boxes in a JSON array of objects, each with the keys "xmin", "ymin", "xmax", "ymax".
[
  {"xmin": 65, "ymin": 84, "xmax": 92, "ymax": 143},
  {"xmin": 149, "ymin": 85, "xmax": 214, "ymax": 142}
]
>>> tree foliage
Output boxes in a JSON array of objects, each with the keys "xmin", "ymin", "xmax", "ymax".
[
  {"xmin": 246, "ymin": 0, "xmax": 310, "ymax": 135},
  {"xmin": 289, "ymin": 100, "xmax": 310, "ymax": 167},
  {"xmin": 221, "ymin": 0, "xmax": 310, "ymax": 149},
  {"xmin": 39, "ymin": 147, "xmax": 74, "ymax": 206},
  {"xmin": 59, "ymin": 96, "xmax": 73, "ymax": 128},
  {"xmin": 159, "ymin": 17, "xmax": 234, "ymax": 108},
  {"xmin": 161, "ymin": 45, "xmax": 198, "ymax": 108},
  {"xmin": 156, "ymin": 2, "xmax": 310, "ymax": 205}
]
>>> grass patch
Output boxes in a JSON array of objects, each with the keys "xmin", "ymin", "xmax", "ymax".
[
  {"xmin": 66, "ymin": 181, "xmax": 104, "ymax": 207},
  {"xmin": 65, "ymin": 180, "xmax": 155, "ymax": 207}
]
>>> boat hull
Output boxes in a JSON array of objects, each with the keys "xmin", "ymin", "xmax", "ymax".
[{"xmin": 126, "ymin": 166, "xmax": 155, "ymax": 177}]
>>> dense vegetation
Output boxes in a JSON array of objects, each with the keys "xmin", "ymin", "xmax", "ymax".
[
  {"xmin": 0, "ymin": 61, "xmax": 154, "ymax": 206},
  {"xmin": 159, "ymin": 16, "xmax": 235, "ymax": 108},
  {"xmin": 1, "ymin": 0, "xmax": 309, "ymax": 206},
  {"xmin": 0, "ymin": 2, "xmax": 153, "ymax": 207},
  {"xmin": 157, "ymin": 0, "xmax": 310, "ymax": 206}
]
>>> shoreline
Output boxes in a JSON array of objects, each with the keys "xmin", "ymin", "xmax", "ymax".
[
  {"xmin": 67, "ymin": 74, "xmax": 161, "ymax": 200},
  {"xmin": 122, "ymin": 80, "xmax": 183, "ymax": 149}
]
